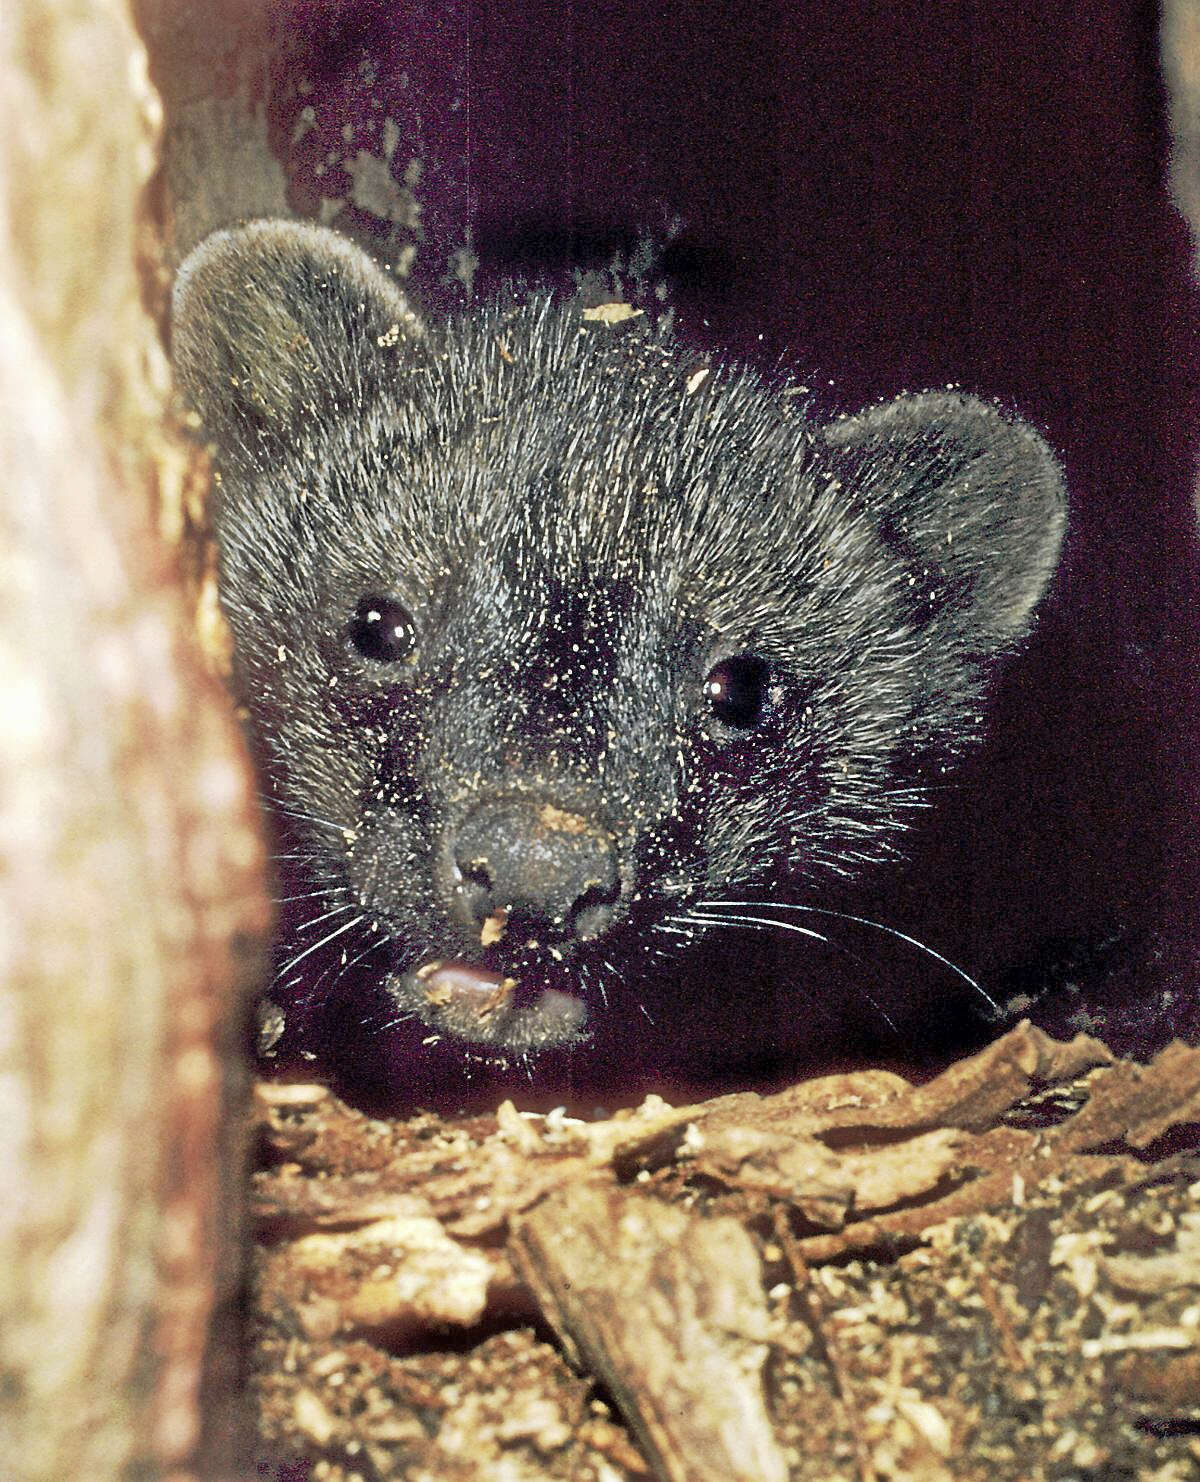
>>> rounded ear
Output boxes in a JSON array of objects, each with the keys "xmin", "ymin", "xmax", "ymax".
[
  {"xmin": 171, "ymin": 219, "xmax": 421, "ymax": 465},
  {"xmin": 821, "ymin": 391, "xmax": 1067, "ymax": 649}
]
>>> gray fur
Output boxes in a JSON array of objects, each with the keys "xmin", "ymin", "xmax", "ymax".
[{"xmin": 172, "ymin": 220, "xmax": 1066, "ymax": 1084}]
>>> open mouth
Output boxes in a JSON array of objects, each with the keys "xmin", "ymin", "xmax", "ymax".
[{"xmin": 389, "ymin": 956, "xmax": 591, "ymax": 1050}]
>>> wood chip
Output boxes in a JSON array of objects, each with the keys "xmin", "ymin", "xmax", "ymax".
[
  {"xmin": 246, "ymin": 1025, "xmax": 1200, "ymax": 1478},
  {"xmin": 581, "ymin": 302, "xmax": 643, "ymax": 324},
  {"xmin": 509, "ymin": 1185, "xmax": 788, "ymax": 1482}
]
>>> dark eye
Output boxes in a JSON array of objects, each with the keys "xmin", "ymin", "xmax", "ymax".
[
  {"xmin": 349, "ymin": 594, "xmax": 416, "ymax": 662},
  {"xmin": 705, "ymin": 653, "xmax": 771, "ymax": 729}
]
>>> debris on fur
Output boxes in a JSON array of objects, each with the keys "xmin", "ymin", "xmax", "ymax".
[
  {"xmin": 172, "ymin": 218, "xmax": 1068, "ymax": 1087},
  {"xmin": 249, "ymin": 1025, "xmax": 1200, "ymax": 1480}
]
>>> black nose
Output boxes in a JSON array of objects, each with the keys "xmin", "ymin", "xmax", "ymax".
[{"xmin": 452, "ymin": 798, "xmax": 620, "ymax": 945}]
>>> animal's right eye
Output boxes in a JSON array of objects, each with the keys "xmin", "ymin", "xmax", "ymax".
[{"xmin": 349, "ymin": 594, "xmax": 416, "ymax": 662}]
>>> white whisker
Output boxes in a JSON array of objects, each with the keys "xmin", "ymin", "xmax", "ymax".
[
  {"xmin": 295, "ymin": 902, "xmax": 356, "ymax": 935},
  {"xmin": 696, "ymin": 899, "xmax": 997, "ymax": 1014},
  {"xmin": 272, "ymin": 913, "xmax": 364, "ymax": 985},
  {"xmin": 677, "ymin": 907, "xmax": 898, "ymax": 1034},
  {"xmin": 682, "ymin": 908, "xmax": 829, "ymax": 947}
]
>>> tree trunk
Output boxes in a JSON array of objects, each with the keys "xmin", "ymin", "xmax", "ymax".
[{"xmin": 0, "ymin": 4, "xmax": 268, "ymax": 1478}]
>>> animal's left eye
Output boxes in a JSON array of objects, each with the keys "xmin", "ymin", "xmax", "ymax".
[
  {"xmin": 349, "ymin": 594, "xmax": 416, "ymax": 662},
  {"xmin": 705, "ymin": 653, "xmax": 771, "ymax": 729}
]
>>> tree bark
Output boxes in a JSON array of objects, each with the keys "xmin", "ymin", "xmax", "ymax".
[{"xmin": 0, "ymin": 4, "xmax": 268, "ymax": 1479}]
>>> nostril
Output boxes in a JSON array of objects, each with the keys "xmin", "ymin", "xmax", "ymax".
[
  {"xmin": 570, "ymin": 882, "xmax": 620, "ymax": 942},
  {"xmin": 458, "ymin": 854, "xmax": 492, "ymax": 891},
  {"xmin": 454, "ymin": 854, "xmax": 494, "ymax": 930}
]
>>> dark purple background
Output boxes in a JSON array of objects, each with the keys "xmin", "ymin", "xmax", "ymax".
[{"xmin": 272, "ymin": 0, "xmax": 1200, "ymax": 1050}]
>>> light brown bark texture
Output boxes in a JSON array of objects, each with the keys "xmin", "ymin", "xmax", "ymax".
[
  {"xmin": 247, "ymin": 1030, "xmax": 1200, "ymax": 1480},
  {"xmin": 510, "ymin": 1185, "xmax": 790, "ymax": 1482},
  {"xmin": 0, "ymin": 4, "xmax": 268, "ymax": 1480}
]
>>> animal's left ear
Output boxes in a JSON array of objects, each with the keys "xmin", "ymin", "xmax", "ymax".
[{"xmin": 821, "ymin": 391, "xmax": 1066, "ymax": 651}]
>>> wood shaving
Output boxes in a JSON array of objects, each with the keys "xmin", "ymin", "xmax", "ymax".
[{"xmin": 248, "ymin": 1024, "xmax": 1200, "ymax": 1480}]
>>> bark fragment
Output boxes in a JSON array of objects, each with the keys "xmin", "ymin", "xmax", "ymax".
[
  {"xmin": 247, "ymin": 1026, "xmax": 1200, "ymax": 1479},
  {"xmin": 510, "ymin": 1185, "xmax": 789, "ymax": 1482}
]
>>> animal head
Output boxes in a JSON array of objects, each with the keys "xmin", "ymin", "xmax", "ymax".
[{"xmin": 173, "ymin": 220, "xmax": 1065, "ymax": 1061}]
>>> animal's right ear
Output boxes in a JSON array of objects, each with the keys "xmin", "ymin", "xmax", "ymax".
[{"xmin": 171, "ymin": 219, "xmax": 421, "ymax": 465}]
